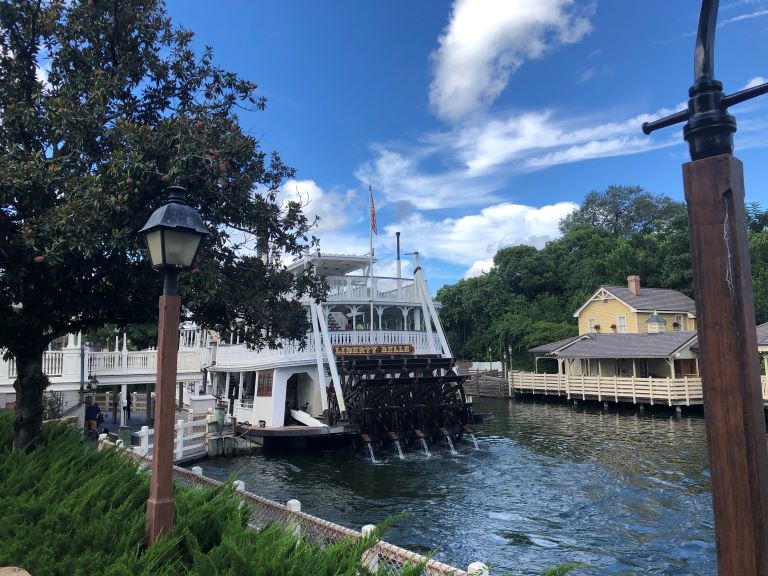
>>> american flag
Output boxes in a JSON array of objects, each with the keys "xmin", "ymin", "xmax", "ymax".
[{"xmin": 369, "ymin": 185, "xmax": 377, "ymax": 235}]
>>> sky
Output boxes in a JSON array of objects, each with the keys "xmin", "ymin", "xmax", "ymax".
[{"xmin": 165, "ymin": 0, "xmax": 768, "ymax": 291}]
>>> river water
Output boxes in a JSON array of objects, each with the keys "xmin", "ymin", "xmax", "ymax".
[{"xmin": 193, "ymin": 398, "xmax": 716, "ymax": 575}]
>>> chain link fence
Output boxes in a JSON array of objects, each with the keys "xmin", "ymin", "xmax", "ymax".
[{"xmin": 113, "ymin": 441, "xmax": 475, "ymax": 575}]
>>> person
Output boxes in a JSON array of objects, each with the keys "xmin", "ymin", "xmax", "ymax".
[
  {"xmin": 346, "ymin": 319, "xmax": 353, "ymax": 330},
  {"xmin": 84, "ymin": 403, "xmax": 101, "ymax": 434},
  {"xmin": 126, "ymin": 394, "xmax": 132, "ymax": 420}
]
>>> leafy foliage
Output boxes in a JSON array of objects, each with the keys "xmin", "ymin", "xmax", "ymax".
[
  {"xmin": 0, "ymin": 412, "xmax": 426, "ymax": 575},
  {"xmin": 0, "ymin": 0, "xmax": 326, "ymax": 449},
  {"xmin": 437, "ymin": 186, "xmax": 768, "ymax": 366}
]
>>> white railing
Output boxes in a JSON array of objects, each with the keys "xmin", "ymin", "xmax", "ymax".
[
  {"xmin": 5, "ymin": 351, "xmax": 64, "ymax": 378},
  {"xmin": 215, "ymin": 330, "xmax": 443, "ymax": 367},
  {"xmin": 301, "ymin": 274, "xmax": 418, "ymax": 304},
  {"xmin": 510, "ymin": 371, "xmax": 704, "ymax": 406},
  {"xmin": 134, "ymin": 416, "xmax": 208, "ymax": 461}
]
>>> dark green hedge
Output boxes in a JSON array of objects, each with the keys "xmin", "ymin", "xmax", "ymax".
[{"xmin": 0, "ymin": 412, "xmax": 423, "ymax": 576}]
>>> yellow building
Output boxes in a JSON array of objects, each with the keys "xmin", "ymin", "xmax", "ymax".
[{"xmin": 573, "ymin": 275, "xmax": 696, "ymax": 335}]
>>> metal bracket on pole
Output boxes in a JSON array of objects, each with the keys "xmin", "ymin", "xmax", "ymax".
[{"xmin": 641, "ymin": 0, "xmax": 768, "ymax": 159}]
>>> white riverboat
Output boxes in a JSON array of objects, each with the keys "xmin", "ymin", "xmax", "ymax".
[{"xmin": 207, "ymin": 250, "xmax": 474, "ymax": 451}]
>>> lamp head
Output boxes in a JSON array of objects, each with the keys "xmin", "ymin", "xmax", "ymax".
[{"xmin": 139, "ymin": 186, "xmax": 210, "ymax": 271}]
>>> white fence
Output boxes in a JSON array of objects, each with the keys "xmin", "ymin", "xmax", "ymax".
[
  {"xmin": 0, "ymin": 347, "xmax": 207, "ymax": 393},
  {"xmin": 510, "ymin": 371, "xmax": 704, "ymax": 406},
  {"xmin": 134, "ymin": 416, "xmax": 208, "ymax": 461}
]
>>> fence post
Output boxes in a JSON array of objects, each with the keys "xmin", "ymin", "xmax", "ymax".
[
  {"xmin": 139, "ymin": 426, "xmax": 149, "ymax": 456},
  {"xmin": 286, "ymin": 499, "xmax": 302, "ymax": 536},
  {"xmin": 467, "ymin": 561, "xmax": 489, "ymax": 575},
  {"xmin": 191, "ymin": 466, "xmax": 203, "ymax": 476},
  {"xmin": 361, "ymin": 524, "xmax": 379, "ymax": 572},
  {"xmin": 174, "ymin": 419, "xmax": 184, "ymax": 461}
]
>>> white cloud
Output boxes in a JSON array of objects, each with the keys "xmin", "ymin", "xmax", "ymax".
[
  {"xmin": 720, "ymin": 9, "xmax": 768, "ymax": 25},
  {"xmin": 464, "ymin": 259, "xmax": 495, "ymax": 279},
  {"xmin": 744, "ymin": 76, "xmax": 768, "ymax": 89},
  {"xmin": 358, "ymin": 104, "xmax": 683, "ymax": 210},
  {"xmin": 279, "ymin": 179, "xmax": 358, "ymax": 232},
  {"xmin": 576, "ymin": 66, "xmax": 596, "ymax": 84},
  {"xmin": 381, "ymin": 201, "xmax": 577, "ymax": 278},
  {"xmin": 429, "ymin": 0, "xmax": 594, "ymax": 122}
]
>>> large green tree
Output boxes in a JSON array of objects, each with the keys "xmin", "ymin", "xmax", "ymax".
[{"xmin": 0, "ymin": 0, "xmax": 325, "ymax": 451}]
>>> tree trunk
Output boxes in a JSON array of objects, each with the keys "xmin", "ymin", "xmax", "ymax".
[{"xmin": 12, "ymin": 346, "xmax": 50, "ymax": 452}]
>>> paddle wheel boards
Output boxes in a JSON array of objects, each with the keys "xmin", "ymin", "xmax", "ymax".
[{"xmin": 335, "ymin": 353, "xmax": 473, "ymax": 449}]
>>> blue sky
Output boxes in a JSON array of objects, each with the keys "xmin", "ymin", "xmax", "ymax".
[{"xmin": 165, "ymin": 0, "xmax": 768, "ymax": 290}]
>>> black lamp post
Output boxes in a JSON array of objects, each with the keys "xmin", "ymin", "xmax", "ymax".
[
  {"xmin": 139, "ymin": 185, "xmax": 209, "ymax": 545},
  {"xmin": 642, "ymin": 1, "xmax": 768, "ymax": 571}
]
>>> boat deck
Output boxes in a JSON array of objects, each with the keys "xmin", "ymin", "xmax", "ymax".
[{"xmin": 237, "ymin": 423, "xmax": 358, "ymax": 438}]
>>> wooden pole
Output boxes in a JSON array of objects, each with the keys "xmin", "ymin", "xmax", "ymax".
[
  {"xmin": 146, "ymin": 293, "xmax": 181, "ymax": 545},
  {"xmin": 683, "ymin": 153, "xmax": 768, "ymax": 574}
]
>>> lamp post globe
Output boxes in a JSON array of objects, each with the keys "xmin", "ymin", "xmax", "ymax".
[
  {"xmin": 140, "ymin": 185, "xmax": 208, "ymax": 545},
  {"xmin": 139, "ymin": 185, "xmax": 210, "ymax": 295}
]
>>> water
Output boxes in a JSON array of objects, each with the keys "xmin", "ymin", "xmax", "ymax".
[
  {"xmin": 394, "ymin": 440, "xmax": 405, "ymax": 460},
  {"xmin": 444, "ymin": 433, "xmax": 458, "ymax": 455},
  {"xmin": 193, "ymin": 398, "xmax": 715, "ymax": 575},
  {"xmin": 419, "ymin": 437, "xmax": 432, "ymax": 458},
  {"xmin": 365, "ymin": 442, "xmax": 378, "ymax": 464}
]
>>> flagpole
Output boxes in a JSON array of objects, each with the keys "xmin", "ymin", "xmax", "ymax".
[{"xmin": 369, "ymin": 186, "xmax": 374, "ymax": 339}]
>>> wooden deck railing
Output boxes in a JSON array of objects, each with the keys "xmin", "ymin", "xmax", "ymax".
[{"xmin": 509, "ymin": 372, "xmax": 704, "ymax": 406}]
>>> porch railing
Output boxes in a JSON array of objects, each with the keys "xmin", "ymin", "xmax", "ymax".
[{"xmin": 510, "ymin": 371, "xmax": 704, "ymax": 406}]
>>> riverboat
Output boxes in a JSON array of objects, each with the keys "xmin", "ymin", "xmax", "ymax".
[{"xmin": 207, "ymin": 249, "xmax": 474, "ymax": 452}]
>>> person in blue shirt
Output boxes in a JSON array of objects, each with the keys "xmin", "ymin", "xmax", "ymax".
[{"xmin": 84, "ymin": 403, "xmax": 101, "ymax": 434}]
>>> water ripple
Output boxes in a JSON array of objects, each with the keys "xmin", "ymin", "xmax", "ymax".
[{"xmin": 193, "ymin": 398, "xmax": 715, "ymax": 575}]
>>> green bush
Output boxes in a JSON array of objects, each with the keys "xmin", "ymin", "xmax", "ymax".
[{"xmin": 0, "ymin": 413, "xmax": 423, "ymax": 575}]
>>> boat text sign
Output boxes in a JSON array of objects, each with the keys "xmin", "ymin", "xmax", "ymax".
[{"xmin": 333, "ymin": 344, "xmax": 415, "ymax": 356}]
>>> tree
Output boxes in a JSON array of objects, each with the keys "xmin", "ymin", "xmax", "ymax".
[
  {"xmin": 559, "ymin": 185, "xmax": 685, "ymax": 237},
  {"xmin": 0, "ymin": 0, "xmax": 325, "ymax": 451}
]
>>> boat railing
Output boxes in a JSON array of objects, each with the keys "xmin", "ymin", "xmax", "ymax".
[
  {"xmin": 304, "ymin": 274, "xmax": 418, "ymax": 304},
  {"xmin": 215, "ymin": 330, "xmax": 443, "ymax": 366}
]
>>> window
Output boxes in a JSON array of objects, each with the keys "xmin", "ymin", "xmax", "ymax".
[
  {"xmin": 617, "ymin": 315, "xmax": 627, "ymax": 333},
  {"xmin": 588, "ymin": 316, "xmax": 597, "ymax": 332},
  {"xmin": 256, "ymin": 371, "xmax": 273, "ymax": 397},
  {"xmin": 674, "ymin": 314, "xmax": 684, "ymax": 331}
]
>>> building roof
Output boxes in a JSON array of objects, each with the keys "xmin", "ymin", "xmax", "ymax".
[
  {"xmin": 600, "ymin": 285, "xmax": 696, "ymax": 314},
  {"xmin": 535, "ymin": 331, "xmax": 698, "ymax": 359},
  {"xmin": 757, "ymin": 322, "xmax": 768, "ymax": 347},
  {"xmin": 528, "ymin": 335, "xmax": 582, "ymax": 355}
]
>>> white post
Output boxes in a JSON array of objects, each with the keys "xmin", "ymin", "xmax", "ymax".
[
  {"xmin": 314, "ymin": 306, "xmax": 348, "ymax": 417},
  {"xmin": 234, "ymin": 480, "xmax": 245, "ymax": 492},
  {"xmin": 139, "ymin": 425, "xmax": 149, "ymax": 456},
  {"xmin": 191, "ymin": 466, "xmax": 203, "ymax": 476},
  {"xmin": 467, "ymin": 561, "xmax": 489, "ymax": 576},
  {"xmin": 361, "ymin": 524, "xmax": 378, "ymax": 572},
  {"xmin": 310, "ymin": 301, "xmax": 329, "ymax": 412},
  {"xmin": 174, "ymin": 419, "xmax": 184, "ymax": 460},
  {"xmin": 286, "ymin": 499, "xmax": 302, "ymax": 536}
]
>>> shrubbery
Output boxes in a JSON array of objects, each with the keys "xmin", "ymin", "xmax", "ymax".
[{"xmin": 0, "ymin": 412, "xmax": 420, "ymax": 575}]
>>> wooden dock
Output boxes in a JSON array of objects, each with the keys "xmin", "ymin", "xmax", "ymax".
[{"xmin": 464, "ymin": 372, "xmax": 510, "ymax": 399}]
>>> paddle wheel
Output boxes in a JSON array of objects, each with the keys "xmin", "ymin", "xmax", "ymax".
[{"xmin": 336, "ymin": 353, "xmax": 472, "ymax": 448}]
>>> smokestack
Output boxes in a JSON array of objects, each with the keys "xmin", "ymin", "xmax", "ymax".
[
  {"xmin": 396, "ymin": 232, "xmax": 401, "ymax": 279},
  {"xmin": 627, "ymin": 275, "xmax": 641, "ymax": 296}
]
